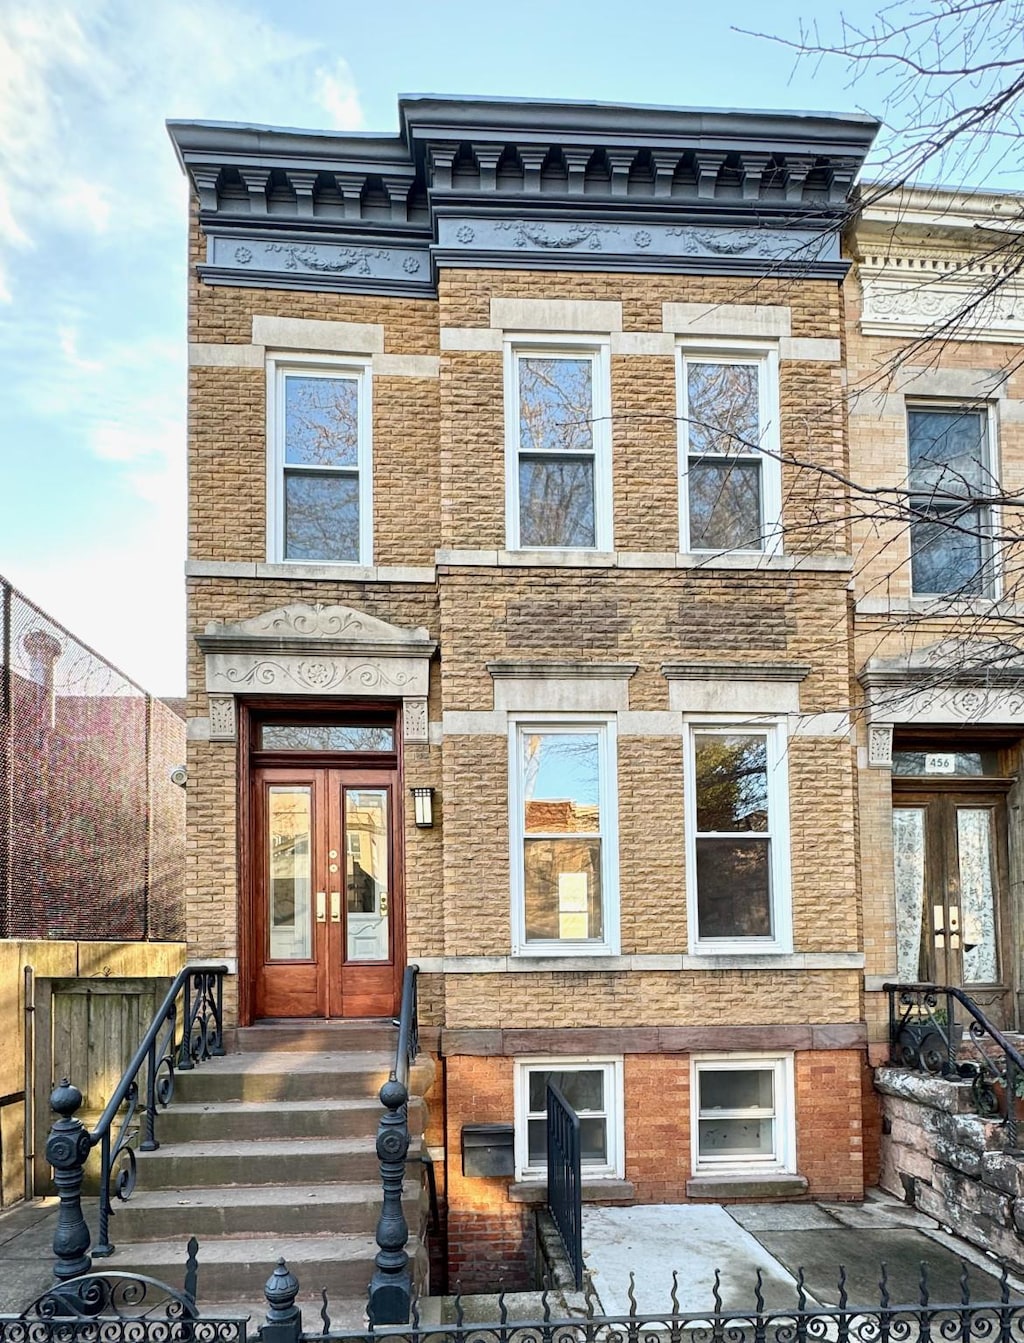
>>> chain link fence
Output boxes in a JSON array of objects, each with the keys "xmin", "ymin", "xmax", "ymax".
[{"xmin": 0, "ymin": 575, "xmax": 185, "ymax": 941}]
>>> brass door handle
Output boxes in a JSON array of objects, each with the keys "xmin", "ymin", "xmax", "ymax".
[
  {"xmin": 316, "ymin": 892, "xmax": 326, "ymax": 923},
  {"xmin": 380, "ymin": 892, "xmax": 389, "ymax": 916},
  {"xmin": 330, "ymin": 892, "xmax": 341, "ymax": 923}
]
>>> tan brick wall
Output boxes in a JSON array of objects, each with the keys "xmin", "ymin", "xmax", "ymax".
[{"xmin": 437, "ymin": 269, "xmax": 848, "ymax": 556}]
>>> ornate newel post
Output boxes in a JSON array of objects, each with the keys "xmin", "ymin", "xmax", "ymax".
[
  {"xmin": 368, "ymin": 1074, "xmax": 411, "ymax": 1324},
  {"xmin": 262, "ymin": 1258, "xmax": 302, "ymax": 1343},
  {"xmin": 47, "ymin": 1078, "xmax": 93, "ymax": 1282}
]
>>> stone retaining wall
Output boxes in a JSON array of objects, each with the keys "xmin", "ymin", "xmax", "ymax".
[{"xmin": 876, "ymin": 1067, "xmax": 1024, "ymax": 1265}]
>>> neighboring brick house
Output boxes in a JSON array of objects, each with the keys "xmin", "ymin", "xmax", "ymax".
[
  {"xmin": 845, "ymin": 186, "xmax": 1024, "ymax": 1062},
  {"xmin": 169, "ymin": 96, "xmax": 881, "ymax": 1286}
]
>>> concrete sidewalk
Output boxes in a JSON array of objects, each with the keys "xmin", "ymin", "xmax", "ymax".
[
  {"xmin": 1, "ymin": 1189, "xmax": 1022, "ymax": 1318},
  {"xmin": 583, "ymin": 1189, "xmax": 1024, "ymax": 1316}
]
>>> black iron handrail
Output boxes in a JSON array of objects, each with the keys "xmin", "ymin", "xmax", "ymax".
[
  {"xmin": 546, "ymin": 1080, "xmax": 583, "ymax": 1290},
  {"xmin": 885, "ymin": 981, "xmax": 1024, "ymax": 1144},
  {"xmin": 46, "ymin": 963, "xmax": 227, "ymax": 1280},
  {"xmin": 369, "ymin": 963, "xmax": 419, "ymax": 1325}
]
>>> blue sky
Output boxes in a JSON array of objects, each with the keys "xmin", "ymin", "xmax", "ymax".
[{"xmin": 1, "ymin": 0, "xmax": 1019, "ymax": 694}]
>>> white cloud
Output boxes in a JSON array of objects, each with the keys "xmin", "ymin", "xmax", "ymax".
[{"xmin": 315, "ymin": 59, "xmax": 365, "ymax": 130}]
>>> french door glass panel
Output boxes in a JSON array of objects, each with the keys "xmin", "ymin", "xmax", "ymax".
[
  {"xmin": 345, "ymin": 788, "xmax": 390, "ymax": 962},
  {"xmin": 957, "ymin": 807, "xmax": 998, "ymax": 984},
  {"xmin": 268, "ymin": 785, "xmax": 313, "ymax": 960},
  {"xmin": 893, "ymin": 807, "xmax": 926, "ymax": 983}
]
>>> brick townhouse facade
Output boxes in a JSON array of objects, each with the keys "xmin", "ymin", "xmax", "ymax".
[
  {"xmin": 167, "ymin": 95, "xmax": 1004, "ymax": 1287},
  {"xmin": 845, "ymin": 185, "xmax": 1024, "ymax": 1062}
]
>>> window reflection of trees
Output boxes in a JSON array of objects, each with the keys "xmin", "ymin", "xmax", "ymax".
[{"xmin": 518, "ymin": 357, "xmax": 597, "ymax": 547}]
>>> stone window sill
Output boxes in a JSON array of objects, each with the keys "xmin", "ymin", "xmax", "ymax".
[
  {"xmin": 686, "ymin": 1173, "xmax": 808, "ymax": 1200},
  {"xmin": 508, "ymin": 1179, "xmax": 636, "ymax": 1204}
]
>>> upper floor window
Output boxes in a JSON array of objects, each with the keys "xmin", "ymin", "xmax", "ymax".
[
  {"xmin": 506, "ymin": 343, "xmax": 612, "ymax": 551},
  {"xmin": 679, "ymin": 348, "xmax": 780, "ymax": 553},
  {"xmin": 908, "ymin": 406, "xmax": 994, "ymax": 597},
  {"xmin": 685, "ymin": 722, "xmax": 792, "ymax": 954},
  {"xmin": 267, "ymin": 358, "xmax": 372, "ymax": 564},
  {"xmin": 509, "ymin": 719, "xmax": 619, "ymax": 956}
]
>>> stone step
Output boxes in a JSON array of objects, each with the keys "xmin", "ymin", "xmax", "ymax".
[
  {"xmin": 135, "ymin": 1137, "xmax": 379, "ymax": 1188},
  {"xmin": 227, "ymin": 1020, "xmax": 398, "ymax": 1053},
  {"xmin": 106, "ymin": 1232, "xmax": 390, "ymax": 1304},
  {"xmin": 155, "ymin": 1096, "xmax": 405, "ymax": 1143},
  {"xmin": 173, "ymin": 1051, "xmax": 395, "ymax": 1104},
  {"xmin": 112, "ymin": 1181, "xmax": 418, "ymax": 1240}
]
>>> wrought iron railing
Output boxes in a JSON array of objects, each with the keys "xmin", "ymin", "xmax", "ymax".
[
  {"xmin": 368, "ymin": 963, "xmax": 420, "ymax": 1326},
  {"xmin": 546, "ymin": 1081, "xmax": 583, "ymax": 1290},
  {"xmin": 46, "ymin": 963, "xmax": 228, "ymax": 1280},
  {"xmin": 886, "ymin": 981, "xmax": 1024, "ymax": 1145},
  {"xmin": 7, "ymin": 1246, "xmax": 1024, "ymax": 1343}
]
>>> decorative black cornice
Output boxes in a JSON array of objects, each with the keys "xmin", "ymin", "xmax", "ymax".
[{"xmin": 167, "ymin": 94, "xmax": 879, "ymax": 294}]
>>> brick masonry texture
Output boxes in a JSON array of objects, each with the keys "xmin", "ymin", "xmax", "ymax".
[{"xmin": 184, "ymin": 202, "xmax": 873, "ymax": 1264}]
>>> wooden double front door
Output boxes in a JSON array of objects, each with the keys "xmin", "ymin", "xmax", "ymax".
[{"xmin": 252, "ymin": 764, "xmax": 401, "ymax": 1019}]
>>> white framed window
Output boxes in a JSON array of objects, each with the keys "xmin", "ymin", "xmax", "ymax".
[
  {"xmin": 685, "ymin": 720, "xmax": 792, "ymax": 954},
  {"xmin": 266, "ymin": 355, "xmax": 373, "ymax": 564},
  {"xmin": 509, "ymin": 717, "xmax": 620, "ymax": 957},
  {"xmin": 505, "ymin": 339, "xmax": 612, "ymax": 551},
  {"xmin": 907, "ymin": 403, "xmax": 997, "ymax": 597},
  {"xmin": 514, "ymin": 1056, "xmax": 624, "ymax": 1181},
  {"xmin": 677, "ymin": 344, "xmax": 781, "ymax": 554},
  {"xmin": 691, "ymin": 1055, "xmax": 795, "ymax": 1176}
]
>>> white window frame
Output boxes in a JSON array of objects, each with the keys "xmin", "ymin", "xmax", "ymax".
[
  {"xmin": 676, "ymin": 341, "xmax": 782, "ymax": 555},
  {"xmin": 266, "ymin": 353, "xmax": 373, "ymax": 565},
  {"xmin": 514, "ymin": 1055, "xmax": 624, "ymax": 1182},
  {"xmin": 906, "ymin": 400, "xmax": 999, "ymax": 599},
  {"xmin": 504, "ymin": 337, "xmax": 613, "ymax": 553},
  {"xmin": 691, "ymin": 1054, "xmax": 796, "ymax": 1177},
  {"xmin": 684, "ymin": 717, "xmax": 792, "ymax": 956},
  {"xmin": 509, "ymin": 715, "xmax": 620, "ymax": 958}
]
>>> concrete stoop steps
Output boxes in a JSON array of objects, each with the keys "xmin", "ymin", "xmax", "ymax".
[{"xmin": 102, "ymin": 1020, "xmax": 427, "ymax": 1314}]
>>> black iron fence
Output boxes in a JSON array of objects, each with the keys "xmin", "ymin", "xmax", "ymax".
[
  {"xmin": 7, "ymin": 1251, "xmax": 1024, "ymax": 1343},
  {"xmin": 886, "ymin": 982, "xmax": 1024, "ymax": 1144},
  {"xmin": 0, "ymin": 574, "xmax": 186, "ymax": 942},
  {"xmin": 545, "ymin": 1081, "xmax": 583, "ymax": 1291}
]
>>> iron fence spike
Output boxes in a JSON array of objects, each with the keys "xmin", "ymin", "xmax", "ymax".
[
  {"xmin": 919, "ymin": 1262, "xmax": 929, "ymax": 1308},
  {"xmin": 713, "ymin": 1269, "xmax": 723, "ymax": 1315},
  {"xmin": 628, "ymin": 1271, "xmax": 638, "ymax": 1318},
  {"xmin": 542, "ymin": 1287, "xmax": 551, "ymax": 1323},
  {"xmin": 671, "ymin": 1269, "xmax": 680, "ymax": 1316},
  {"xmin": 796, "ymin": 1267, "xmax": 806, "ymax": 1312},
  {"xmin": 879, "ymin": 1263, "xmax": 889, "ymax": 1310},
  {"xmin": 499, "ymin": 1290, "xmax": 508, "ymax": 1327},
  {"xmin": 1002, "ymin": 1266, "xmax": 1011, "ymax": 1305},
  {"xmin": 455, "ymin": 1285, "xmax": 464, "ymax": 1329},
  {"xmin": 838, "ymin": 1266, "xmax": 847, "ymax": 1311},
  {"xmin": 320, "ymin": 1287, "xmax": 331, "ymax": 1336},
  {"xmin": 960, "ymin": 1263, "xmax": 970, "ymax": 1307},
  {"xmin": 755, "ymin": 1268, "xmax": 765, "ymax": 1314}
]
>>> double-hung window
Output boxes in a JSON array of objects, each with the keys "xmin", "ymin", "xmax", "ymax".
[
  {"xmin": 514, "ymin": 1058, "xmax": 623, "ymax": 1181},
  {"xmin": 679, "ymin": 348, "xmax": 780, "ymax": 553},
  {"xmin": 692, "ymin": 1056, "xmax": 794, "ymax": 1175},
  {"xmin": 510, "ymin": 720, "xmax": 619, "ymax": 956},
  {"xmin": 685, "ymin": 723, "xmax": 791, "ymax": 953},
  {"xmin": 506, "ymin": 343, "xmax": 611, "ymax": 550},
  {"xmin": 907, "ymin": 405, "xmax": 995, "ymax": 597},
  {"xmin": 267, "ymin": 358, "xmax": 372, "ymax": 564}
]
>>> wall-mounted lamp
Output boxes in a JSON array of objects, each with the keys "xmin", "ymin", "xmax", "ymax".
[{"xmin": 411, "ymin": 786, "xmax": 434, "ymax": 828}]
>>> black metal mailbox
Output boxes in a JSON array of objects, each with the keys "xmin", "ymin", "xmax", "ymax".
[{"xmin": 461, "ymin": 1122, "xmax": 515, "ymax": 1177}]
